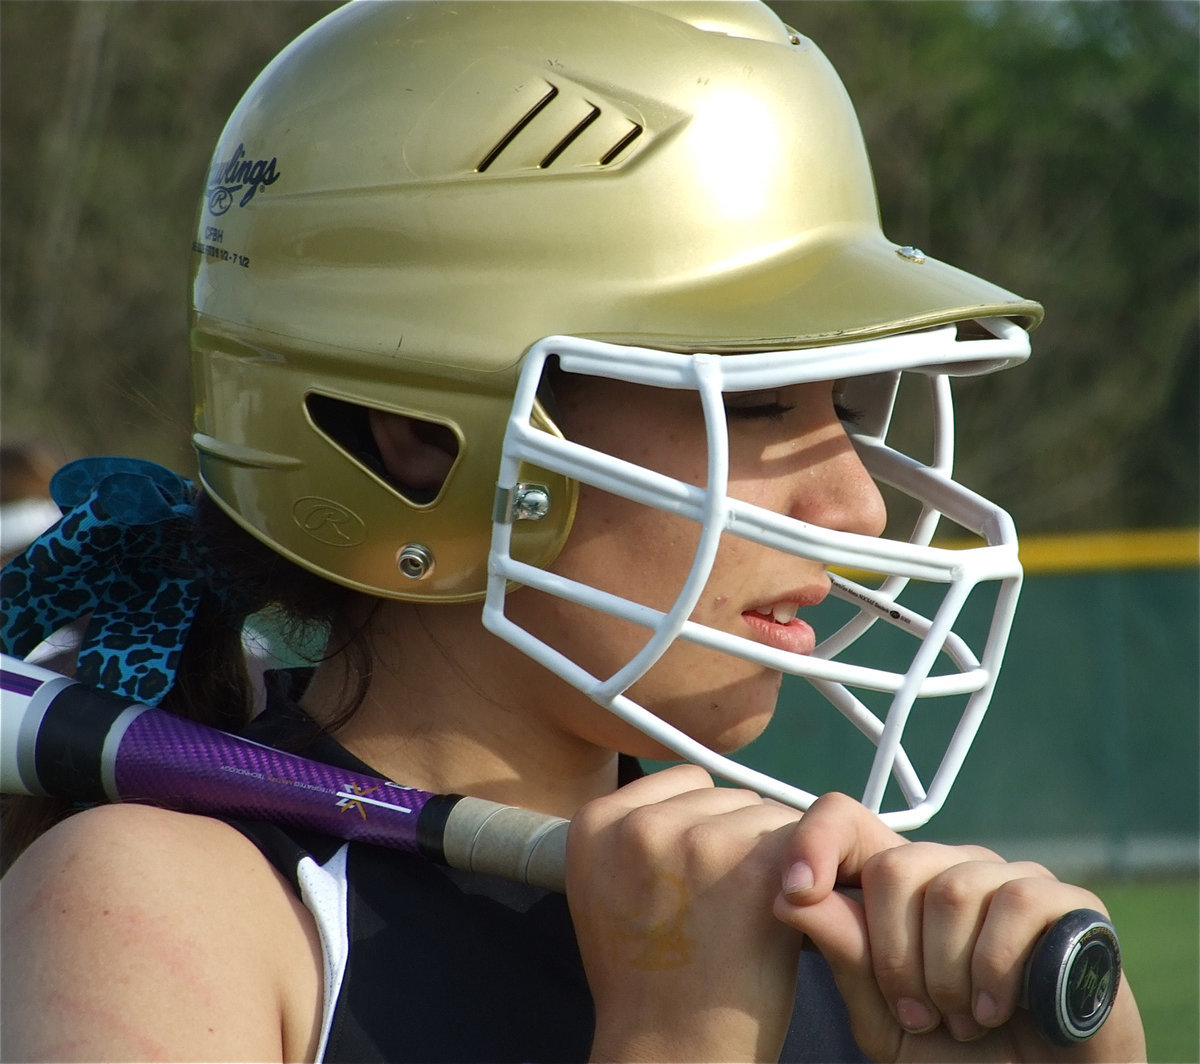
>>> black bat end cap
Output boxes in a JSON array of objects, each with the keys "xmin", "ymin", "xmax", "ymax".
[{"xmin": 1026, "ymin": 908, "xmax": 1121, "ymax": 1045}]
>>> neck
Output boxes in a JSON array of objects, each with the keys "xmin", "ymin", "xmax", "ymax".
[{"xmin": 299, "ymin": 600, "xmax": 622, "ymax": 819}]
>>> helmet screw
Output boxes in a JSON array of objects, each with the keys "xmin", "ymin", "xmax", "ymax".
[
  {"xmin": 397, "ymin": 542, "xmax": 435, "ymax": 579},
  {"xmin": 896, "ymin": 245, "xmax": 927, "ymax": 264},
  {"xmin": 512, "ymin": 484, "xmax": 551, "ymax": 522}
]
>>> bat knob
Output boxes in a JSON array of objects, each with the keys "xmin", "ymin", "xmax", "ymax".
[{"xmin": 1024, "ymin": 908, "xmax": 1121, "ymax": 1045}]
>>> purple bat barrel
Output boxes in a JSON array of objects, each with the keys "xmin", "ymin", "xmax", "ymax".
[
  {"xmin": 1, "ymin": 656, "xmax": 432, "ymax": 852},
  {"xmin": 109, "ymin": 704, "xmax": 433, "ymax": 850},
  {"xmin": 0, "ymin": 653, "xmax": 568, "ymax": 888}
]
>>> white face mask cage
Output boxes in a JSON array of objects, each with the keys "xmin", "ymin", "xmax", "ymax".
[{"xmin": 483, "ymin": 318, "xmax": 1028, "ymax": 830}]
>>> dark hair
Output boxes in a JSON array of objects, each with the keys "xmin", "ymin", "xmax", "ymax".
[{"xmin": 0, "ymin": 490, "xmax": 376, "ymax": 873}]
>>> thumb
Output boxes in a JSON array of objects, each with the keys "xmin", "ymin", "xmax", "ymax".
[
  {"xmin": 773, "ymin": 881, "xmax": 869, "ymax": 966},
  {"xmin": 775, "ymin": 792, "xmax": 905, "ymax": 909}
]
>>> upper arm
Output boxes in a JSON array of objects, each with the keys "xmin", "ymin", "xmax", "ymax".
[{"xmin": 0, "ymin": 804, "xmax": 323, "ymax": 1062}]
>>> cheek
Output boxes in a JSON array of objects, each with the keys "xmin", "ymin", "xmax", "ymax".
[
  {"xmin": 505, "ymin": 484, "xmax": 708, "ymax": 685},
  {"xmin": 554, "ymin": 484, "xmax": 703, "ymax": 608},
  {"xmin": 504, "ymin": 483, "xmax": 784, "ymax": 753}
]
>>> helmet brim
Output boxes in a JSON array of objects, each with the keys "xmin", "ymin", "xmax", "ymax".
[{"xmin": 588, "ymin": 228, "xmax": 1042, "ymax": 366}]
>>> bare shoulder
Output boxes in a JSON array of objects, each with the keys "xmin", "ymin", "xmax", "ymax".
[{"xmin": 1, "ymin": 803, "xmax": 323, "ymax": 1062}]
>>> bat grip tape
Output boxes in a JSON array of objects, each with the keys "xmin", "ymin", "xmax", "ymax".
[{"xmin": 419, "ymin": 793, "xmax": 569, "ymax": 892}]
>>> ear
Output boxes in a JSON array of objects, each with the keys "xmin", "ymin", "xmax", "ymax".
[{"xmin": 368, "ymin": 410, "xmax": 458, "ymax": 497}]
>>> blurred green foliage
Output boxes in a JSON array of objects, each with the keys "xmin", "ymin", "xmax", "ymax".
[
  {"xmin": 773, "ymin": 1, "xmax": 1199, "ymax": 531},
  {"xmin": 2, "ymin": 1, "xmax": 1196, "ymax": 533}
]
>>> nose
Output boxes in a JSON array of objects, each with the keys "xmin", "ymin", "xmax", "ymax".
[{"xmin": 787, "ymin": 418, "xmax": 888, "ymax": 538}]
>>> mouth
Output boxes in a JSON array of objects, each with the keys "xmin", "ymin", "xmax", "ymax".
[
  {"xmin": 740, "ymin": 591, "xmax": 824, "ymax": 656},
  {"xmin": 750, "ymin": 602, "xmax": 800, "ymax": 625}
]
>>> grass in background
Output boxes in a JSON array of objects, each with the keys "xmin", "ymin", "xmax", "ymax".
[{"xmin": 1088, "ymin": 876, "xmax": 1199, "ymax": 1063}]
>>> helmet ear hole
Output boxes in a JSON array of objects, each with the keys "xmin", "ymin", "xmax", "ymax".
[
  {"xmin": 369, "ymin": 410, "xmax": 459, "ymax": 502},
  {"xmin": 305, "ymin": 394, "xmax": 459, "ymax": 505}
]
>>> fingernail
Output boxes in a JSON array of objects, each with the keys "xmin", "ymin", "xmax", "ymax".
[
  {"xmin": 896, "ymin": 998, "xmax": 936, "ymax": 1034},
  {"xmin": 974, "ymin": 990, "xmax": 998, "ymax": 1025},
  {"xmin": 783, "ymin": 860, "xmax": 814, "ymax": 895}
]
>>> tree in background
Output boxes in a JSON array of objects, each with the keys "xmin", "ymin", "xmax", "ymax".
[
  {"xmin": 782, "ymin": 0, "xmax": 1199, "ymax": 533},
  {"xmin": 1, "ymin": 1, "xmax": 342, "ymax": 475},
  {"xmin": 2, "ymin": 1, "xmax": 1196, "ymax": 533}
]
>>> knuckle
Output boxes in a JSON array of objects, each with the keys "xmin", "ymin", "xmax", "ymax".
[
  {"xmin": 924, "ymin": 869, "xmax": 977, "ymax": 914},
  {"xmin": 569, "ymin": 801, "xmax": 669, "ymax": 866},
  {"xmin": 870, "ymin": 945, "xmax": 915, "ymax": 990},
  {"xmin": 677, "ymin": 817, "xmax": 757, "ymax": 878},
  {"xmin": 1008, "ymin": 859, "xmax": 1056, "ymax": 881},
  {"xmin": 860, "ymin": 843, "xmax": 915, "ymax": 892},
  {"xmin": 679, "ymin": 816, "xmax": 725, "ymax": 860},
  {"xmin": 669, "ymin": 762, "xmax": 715, "ymax": 789},
  {"xmin": 569, "ymin": 796, "xmax": 609, "ymax": 834},
  {"xmin": 990, "ymin": 874, "xmax": 1052, "ymax": 912},
  {"xmin": 807, "ymin": 790, "xmax": 862, "ymax": 819},
  {"xmin": 566, "ymin": 802, "xmax": 610, "ymax": 853},
  {"xmin": 955, "ymin": 843, "xmax": 1004, "ymax": 863},
  {"xmin": 618, "ymin": 803, "xmax": 671, "ymax": 849}
]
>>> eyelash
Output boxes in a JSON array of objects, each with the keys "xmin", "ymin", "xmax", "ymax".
[
  {"xmin": 724, "ymin": 401, "xmax": 794, "ymax": 422},
  {"xmin": 721, "ymin": 400, "xmax": 865, "ymax": 425},
  {"xmin": 836, "ymin": 401, "xmax": 865, "ymax": 426}
]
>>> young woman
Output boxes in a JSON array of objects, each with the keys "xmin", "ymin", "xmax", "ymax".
[{"xmin": 1, "ymin": 3, "xmax": 1144, "ymax": 1061}]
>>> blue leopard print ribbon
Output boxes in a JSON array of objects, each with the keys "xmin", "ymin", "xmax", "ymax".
[{"xmin": 1, "ymin": 457, "xmax": 209, "ymax": 705}]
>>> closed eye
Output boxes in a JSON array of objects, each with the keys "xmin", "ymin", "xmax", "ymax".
[
  {"xmin": 723, "ymin": 388, "xmax": 795, "ymax": 422},
  {"xmin": 724, "ymin": 399, "xmax": 795, "ymax": 422},
  {"xmin": 836, "ymin": 401, "xmax": 864, "ymax": 426},
  {"xmin": 833, "ymin": 380, "xmax": 864, "ymax": 426},
  {"xmin": 723, "ymin": 386, "xmax": 864, "ymax": 426}
]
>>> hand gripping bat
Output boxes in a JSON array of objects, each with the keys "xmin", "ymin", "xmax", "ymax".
[{"xmin": 0, "ymin": 653, "xmax": 1119, "ymax": 1045}]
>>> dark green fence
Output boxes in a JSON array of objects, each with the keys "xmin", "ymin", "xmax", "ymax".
[{"xmin": 739, "ymin": 531, "xmax": 1199, "ymax": 879}]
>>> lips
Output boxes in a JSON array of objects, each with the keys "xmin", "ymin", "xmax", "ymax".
[{"xmin": 740, "ymin": 594, "xmax": 822, "ymax": 656}]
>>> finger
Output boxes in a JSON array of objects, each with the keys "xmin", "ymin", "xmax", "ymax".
[
  {"xmin": 597, "ymin": 762, "xmax": 717, "ymax": 811},
  {"xmin": 773, "ymin": 887, "xmax": 911, "ymax": 1060},
  {"xmin": 569, "ymin": 764, "xmax": 718, "ymax": 843},
  {"xmin": 776, "ymin": 791, "xmax": 905, "ymax": 905},
  {"xmin": 855, "ymin": 842, "xmax": 999, "ymax": 1037},
  {"xmin": 773, "ymin": 883, "xmax": 874, "ymax": 984},
  {"xmin": 569, "ymin": 765, "xmax": 799, "ymax": 893},
  {"xmin": 918, "ymin": 857, "xmax": 1019, "ymax": 1041},
  {"xmin": 916, "ymin": 859, "xmax": 1060, "ymax": 1040},
  {"xmin": 970, "ymin": 873, "xmax": 1095, "ymax": 1032}
]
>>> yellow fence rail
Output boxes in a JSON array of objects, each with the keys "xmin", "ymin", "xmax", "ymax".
[{"xmin": 1014, "ymin": 528, "xmax": 1198, "ymax": 574}]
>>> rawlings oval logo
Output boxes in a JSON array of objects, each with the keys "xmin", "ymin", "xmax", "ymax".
[{"xmin": 292, "ymin": 497, "xmax": 366, "ymax": 547}]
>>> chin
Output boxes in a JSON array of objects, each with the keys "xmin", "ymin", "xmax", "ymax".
[
  {"xmin": 709, "ymin": 711, "xmax": 776, "ymax": 756},
  {"xmin": 602, "ymin": 656, "xmax": 781, "ymax": 759},
  {"xmin": 626, "ymin": 690, "xmax": 779, "ymax": 762}
]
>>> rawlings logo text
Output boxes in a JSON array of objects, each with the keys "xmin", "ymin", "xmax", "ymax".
[{"xmin": 207, "ymin": 143, "xmax": 281, "ymax": 214}]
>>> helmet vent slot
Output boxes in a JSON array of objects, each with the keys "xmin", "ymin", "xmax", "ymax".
[
  {"xmin": 599, "ymin": 123, "xmax": 644, "ymax": 165},
  {"xmin": 475, "ymin": 82, "xmax": 645, "ymax": 173},
  {"xmin": 539, "ymin": 105, "xmax": 601, "ymax": 168},
  {"xmin": 476, "ymin": 84, "xmax": 560, "ymax": 172}
]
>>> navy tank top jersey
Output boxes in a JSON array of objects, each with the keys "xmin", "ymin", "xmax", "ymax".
[{"xmin": 232, "ymin": 685, "xmax": 867, "ymax": 1063}]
